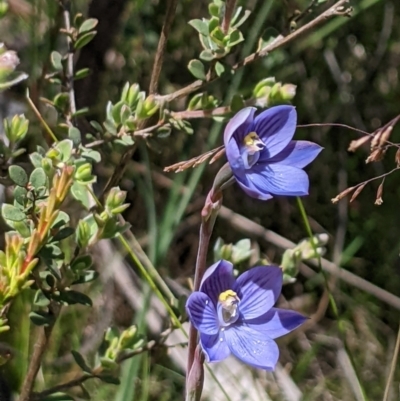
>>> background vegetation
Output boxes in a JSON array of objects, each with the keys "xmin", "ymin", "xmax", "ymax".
[{"xmin": 0, "ymin": 0, "xmax": 399, "ymax": 400}]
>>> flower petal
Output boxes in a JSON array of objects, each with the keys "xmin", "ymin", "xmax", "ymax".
[
  {"xmin": 234, "ymin": 266, "xmax": 282, "ymax": 320},
  {"xmin": 200, "ymin": 260, "xmax": 235, "ymax": 306},
  {"xmin": 245, "ymin": 307, "xmax": 307, "ymax": 339},
  {"xmin": 224, "ymin": 108, "xmax": 256, "ymax": 175},
  {"xmin": 252, "ymin": 106, "xmax": 297, "ymax": 159},
  {"xmin": 225, "ymin": 324, "xmax": 279, "ymax": 370},
  {"xmin": 223, "ymin": 107, "xmax": 256, "ymax": 144},
  {"xmin": 200, "ymin": 332, "xmax": 231, "ymax": 362},
  {"xmin": 186, "ymin": 292, "xmax": 219, "ymax": 335},
  {"xmin": 262, "ymin": 140, "xmax": 323, "ymax": 168},
  {"xmin": 235, "ymin": 174, "xmax": 274, "ymax": 200},
  {"xmin": 249, "ymin": 164, "xmax": 309, "ymax": 196}
]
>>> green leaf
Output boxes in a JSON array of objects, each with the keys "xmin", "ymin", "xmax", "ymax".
[
  {"xmin": 90, "ymin": 120, "xmax": 103, "ymax": 133},
  {"xmin": 232, "ymin": 10, "xmax": 251, "ymax": 29},
  {"xmin": 72, "ymin": 270, "xmax": 98, "ymax": 284},
  {"xmin": 52, "ymin": 227, "xmax": 75, "ymax": 242},
  {"xmin": 71, "ymin": 254, "xmax": 93, "ymax": 271},
  {"xmin": 50, "ymin": 51, "xmax": 63, "ymax": 71},
  {"xmin": 13, "ymin": 186, "xmax": 27, "ymax": 205},
  {"xmin": 30, "ymin": 152, "xmax": 43, "ymax": 168},
  {"xmin": 188, "ymin": 59, "xmax": 206, "ymax": 80},
  {"xmin": 68, "ymin": 127, "xmax": 81, "ymax": 146},
  {"xmin": 215, "ymin": 61, "xmax": 225, "ymax": 77},
  {"xmin": 227, "ymin": 29, "xmax": 244, "ymax": 47},
  {"xmin": 29, "ymin": 168, "xmax": 47, "ymax": 190},
  {"xmin": 33, "ymin": 290, "xmax": 50, "ymax": 307},
  {"xmin": 188, "ymin": 19, "xmax": 209, "ymax": 36},
  {"xmin": 71, "ymin": 182, "xmax": 91, "ymax": 209},
  {"xmin": 71, "ymin": 350, "xmax": 92, "ymax": 373},
  {"xmin": 8, "ymin": 165, "xmax": 28, "ymax": 186},
  {"xmin": 52, "ymin": 211, "xmax": 70, "ymax": 229},
  {"xmin": 199, "ymin": 49, "xmax": 214, "ymax": 61},
  {"xmin": 58, "ymin": 290, "xmax": 92, "ymax": 306},
  {"xmin": 42, "ymin": 392, "xmax": 75, "ymax": 401},
  {"xmin": 29, "ymin": 311, "xmax": 54, "ymax": 326},
  {"xmin": 74, "ymin": 68, "xmax": 91, "ymax": 80},
  {"xmin": 79, "ymin": 18, "xmax": 98, "ymax": 34},
  {"xmin": 208, "ymin": 3, "xmax": 220, "ymax": 17},
  {"xmin": 1, "ymin": 204, "xmax": 25, "ymax": 222},
  {"xmin": 56, "ymin": 139, "xmax": 73, "ymax": 162},
  {"xmin": 74, "ymin": 31, "xmax": 97, "ymax": 49},
  {"xmin": 81, "ymin": 148, "xmax": 101, "ymax": 163}
]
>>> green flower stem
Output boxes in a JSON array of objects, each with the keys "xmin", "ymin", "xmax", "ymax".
[
  {"xmin": 117, "ymin": 233, "xmax": 183, "ymax": 331},
  {"xmin": 296, "ymin": 197, "xmax": 367, "ymax": 401},
  {"xmin": 26, "ymin": 90, "xmax": 58, "ymax": 143}
]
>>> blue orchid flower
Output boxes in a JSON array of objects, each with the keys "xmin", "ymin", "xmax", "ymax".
[
  {"xmin": 186, "ymin": 260, "xmax": 306, "ymax": 370},
  {"xmin": 224, "ymin": 106, "xmax": 322, "ymax": 200}
]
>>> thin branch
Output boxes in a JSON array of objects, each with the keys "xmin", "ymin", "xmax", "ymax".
[
  {"xmin": 157, "ymin": 0, "xmax": 352, "ymax": 103},
  {"xmin": 383, "ymin": 322, "xmax": 400, "ymax": 401},
  {"xmin": 19, "ymin": 304, "xmax": 60, "ymax": 401},
  {"xmin": 149, "ymin": 0, "xmax": 178, "ymax": 94},
  {"xmin": 61, "ymin": 0, "xmax": 77, "ymax": 120},
  {"xmin": 221, "ymin": 0, "xmax": 237, "ymax": 34}
]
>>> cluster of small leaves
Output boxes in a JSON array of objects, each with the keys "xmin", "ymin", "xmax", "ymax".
[
  {"xmin": 70, "ymin": 325, "xmax": 145, "ymax": 386},
  {"xmin": 88, "ymin": 82, "xmax": 160, "ymax": 147},
  {"xmin": 0, "ymin": 115, "xmax": 29, "ymax": 184},
  {"xmin": 46, "ymin": 17, "xmax": 98, "ymax": 119},
  {"xmin": 253, "ymin": 77, "xmax": 297, "ymax": 107},
  {"xmin": 214, "ymin": 233, "xmax": 328, "ymax": 285},
  {"xmin": 188, "ymin": 0, "xmax": 250, "ymax": 79}
]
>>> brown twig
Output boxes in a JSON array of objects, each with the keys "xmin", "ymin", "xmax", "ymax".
[
  {"xmin": 61, "ymin": 0, "xmax": 77, "ymax": 121},
  {"xmin": 157, "ymin": 0, "xmax": 352, "ymax": 103},
  {"xmin": 221, "ymin": 0, "xmax": 237, "ymax": 34},
  {"xmin": 19, "ymin": 304, "xmax": 60, "ymax": 401},
  {"xmin": 149, "ymin": 0, "xmax": 178, "ymax": 94}
]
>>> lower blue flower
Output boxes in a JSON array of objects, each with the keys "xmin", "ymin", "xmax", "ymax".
[{"xmin": 186, "ymin": 260, "xmax": 307, "ymax": 370}]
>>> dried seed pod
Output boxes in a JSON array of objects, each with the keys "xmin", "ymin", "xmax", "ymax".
[
  {"xmin": 350, "ymin": 183, "xmax": 367, "ymax": 203},
  {"xmin": 331, "ymin": 186, "xmax": 356, "ymax": 204},
  {"xmin": 375, "ymin": 180, "xmax": 384, "ymax": 205},
  {"xmin": 348, "ymin": 135, "xmax": 371, "ymax": 152}
]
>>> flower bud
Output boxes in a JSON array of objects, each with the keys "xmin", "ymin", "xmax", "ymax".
[
  {"xmin": 76, "ymin": 220, "xmax": 91, "ymax": 248},
  {"xmin": 4, "ymin": 114, "xmax": 28, "ymax": 144}
]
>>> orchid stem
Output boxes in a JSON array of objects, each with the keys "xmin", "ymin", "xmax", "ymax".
[{"xmin": 186, "ymin": 209, "xmax": 218, "ymax": 396}]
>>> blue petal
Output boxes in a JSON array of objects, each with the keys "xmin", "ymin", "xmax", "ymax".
[
  {"xmin": 245, "ymin": 307, "xmax": 307, "ymax": 339},
  {"xmin": 200, "ymin": 332, "xmax": 231, "ymax": 362},
  {"xmin": 223, "ymin": 107, "xmax": 256, "ymax": 144},
  {"xmin": 252, "ymin": 106, "xmax": 297, "ymax": 159},
  {"xmin": 234, "ymin": 266, "xmax": 282, "ymax": 320},
  {"xmin": 186, "ymin": 292, "xmax": 219, "ymax": 335},
  {"xmin": 224, "ymin": 108, "xmax": 256, "ymax": 175},
  {"xmin": 225, "ymin": 324, "xmax": 279, "ymax": 370},
  {"xmin": 261, "ymin": 140, "xmax": 323, "ymax": 168},
  {"xmin": 235, "ymin": 174, "xmax": 274, "ymax": 200},
  {"xmin": 200, "ymin": 260, "xmax": 235, "ymax": 306},
  {"xmin": 249, "ymin": 164, "xmax": 309, "ymax": 196}
]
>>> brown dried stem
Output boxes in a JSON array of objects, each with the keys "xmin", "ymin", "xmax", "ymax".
[
  {"xmin": 18, "ymin": 304, "xmax": 60, "ymax": 401},
  {"xmin": 221, "ymin": 0, "xmax": 237, "ymax": 34},
  {"xmin": 149, "ymin": 0, "xmax": 178, "ymax": 94}
]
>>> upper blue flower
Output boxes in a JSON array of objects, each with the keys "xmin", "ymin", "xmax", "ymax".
[
  {"xmin": 223, "ymin": 106, "xmax": 322, "ymax": 200},
  {"xmin": 186, "ymin": 260, "xmax": 306, "ymax": 370}
]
